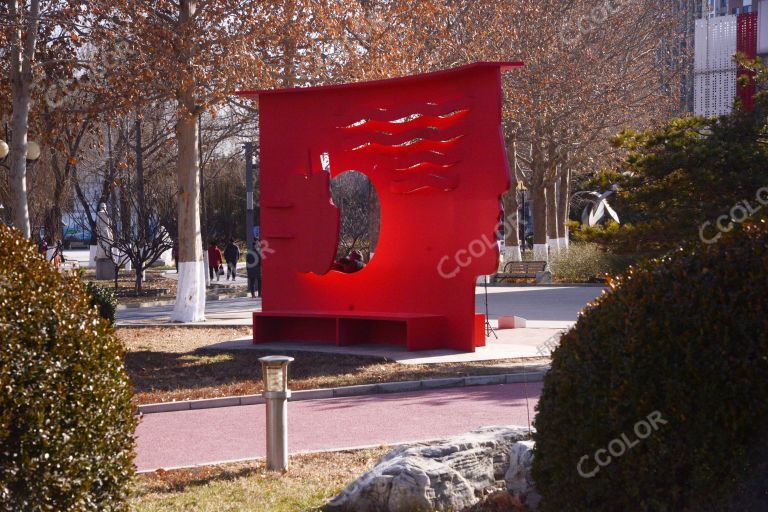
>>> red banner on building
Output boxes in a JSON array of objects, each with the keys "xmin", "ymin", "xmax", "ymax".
[{"xmin": 737, "ymin": 12, "xmax": 758, "ymax": 111}]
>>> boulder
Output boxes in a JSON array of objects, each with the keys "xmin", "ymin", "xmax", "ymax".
[
  {"xmin": 326, "ymin": 426, "xmax": 533, "ymax": 512},
  {"xmin": 505, "ymin": 440, "xmax": 540, "ymax": 510}
]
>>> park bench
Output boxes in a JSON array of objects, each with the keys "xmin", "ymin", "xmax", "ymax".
[
  {"xmin": 492, "ymin": 260, "xmax": 550, "ymax": 284},
  {"xmin": 252, "ymin": 310, "xmax": 464, "ymax": 351}
]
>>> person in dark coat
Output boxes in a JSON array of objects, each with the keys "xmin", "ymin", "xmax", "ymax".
[
  {"xmin": 348, "ymin": 250, "xmax": 365, "ymax": 272},
  {"xmin": 207, "ymin": 241, "xmax": 223, "ymax": 281},
  {"xmin": 246, "ymin": 241, "xmax": 262, "ymax": 298},
  {"xmin": 223, "ymin": 238, "xmax": 240, "ymax": 281}
]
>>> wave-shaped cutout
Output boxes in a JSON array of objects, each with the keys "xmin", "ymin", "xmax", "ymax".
[
  {"xmin": 339, "ymin": 109, "xmax": 469, "ymax": 132},
  {"xmin": 350, "ymin": 136, "xmax": 464, "ymax": 155}
]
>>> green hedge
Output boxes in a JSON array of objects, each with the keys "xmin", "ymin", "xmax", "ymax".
[
  {"xmin": 532, "ymin": 219, "xmax": 768, "ymax": 511},
  {"xmin": 0, "ymin": 225, "xmax": 135, "ymax": 511},
  {"xmin": 85, "ymin": 281, "xmax": 118, "ymax": 324}
]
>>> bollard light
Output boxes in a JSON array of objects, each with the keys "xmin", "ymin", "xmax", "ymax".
[{"xmin": 259, "ymin": 355, "xmax": 294, "ymax": 472}]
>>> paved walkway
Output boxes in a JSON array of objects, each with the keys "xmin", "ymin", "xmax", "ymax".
[
  {"xmin": 117, "ymin": 285, "xmax": 604, "ymax": 362},
  {"xmin": 478, "ymin": 286, "xmax": 604, "ymax": 325},
  {"xmin": 135, "ymin": 381, "xmax": 542, "ymax": 472},
  {"xmin": 117, "ymin": 296, "xmax": 260, "ymax": 326},
  {"xmin": 117, "ymin": 285, "xmax": 605, "ymax": 328}
]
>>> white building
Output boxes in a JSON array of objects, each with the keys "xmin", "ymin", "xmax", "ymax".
[{"xmin": 693, "ymin": 0, "xmax": 768, "ymax": 117}]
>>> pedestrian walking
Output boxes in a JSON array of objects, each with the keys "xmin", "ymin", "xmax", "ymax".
[
  {"xmin": 246, "ymin": 241, "xmax": 262, "ymax": 298},
  {"xmin": 207, "ymin": 241, "xmax": 223, "ymax": 281},
  {"xmin": 51, "ymin": 240, "xmax": 64, "ymax": 269},
  {"xmin": 223, "ymin": 238, "xmax": 240, "ymax": 281}
]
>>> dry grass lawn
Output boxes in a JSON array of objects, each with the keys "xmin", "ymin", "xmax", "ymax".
[
  {"xmin": 118, "ymin": 327, "xmax": 549, "ymax": 405},
  {"xmin": 83, "ymin": 268, "xmax": 178, "ymax": 305},
  {"xmin": 132, "ymin": 448, "xmax": 389, "ymax": 512}
]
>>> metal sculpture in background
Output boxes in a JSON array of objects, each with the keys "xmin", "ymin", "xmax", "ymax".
[
  {"xmin": 571, "ymin": 187, "xmax": 621, "ymax": 227},
  {"xmin": 238, "ymin": 62, "xmax": 523, "ymax": 352}
]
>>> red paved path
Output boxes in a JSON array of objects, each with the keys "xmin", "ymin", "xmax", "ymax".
[{"xmin": 135, "ymin": 382, "xmax": 542, "ymax": 472}]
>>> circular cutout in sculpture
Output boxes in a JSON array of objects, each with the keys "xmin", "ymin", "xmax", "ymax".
[{"xmin": 329, "ymin": 170, "xmax": 380, "ymax": 272}]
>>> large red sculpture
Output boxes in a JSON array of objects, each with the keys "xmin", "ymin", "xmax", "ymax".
[{"xmin": 239, "ymin": 62, "xmax": 522, "ymax": 352}]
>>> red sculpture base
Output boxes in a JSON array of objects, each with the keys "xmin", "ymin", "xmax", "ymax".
[{"xmin": 253, "ymin": 311, "xmax": 486, "ymax": 352}]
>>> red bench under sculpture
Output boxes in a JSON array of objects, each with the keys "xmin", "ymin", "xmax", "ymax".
[{"xmin": 238, "ymin": 61, "xmax": 522, "ymax": 352}]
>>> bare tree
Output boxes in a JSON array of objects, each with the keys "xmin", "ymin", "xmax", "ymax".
[{"xmin": 330, "ymin": 171, "xmax": 379, "ymax": 261}]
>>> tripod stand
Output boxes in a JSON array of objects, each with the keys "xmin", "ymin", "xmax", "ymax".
[{"xmin": 483, "ymin": 275, "xmax": 497, "ymax": 339}]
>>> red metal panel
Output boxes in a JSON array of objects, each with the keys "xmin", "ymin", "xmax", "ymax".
[
  {"xmin": 240, "ymin": 62, "xmax": 521, "ymax": 352},
  {"xmin": 737, "ymin": 12, "xmax": 758, "ymax": 112}
]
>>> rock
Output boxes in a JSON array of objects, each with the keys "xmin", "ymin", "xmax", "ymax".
[
  {"xmin": 505, "ymin": 440, "xmax": 540, "ymax": 510},
  {"xmin": 534, "ymin": 270, "xmax": 552, "ymax": 284},
  {"xmin": 326, "ymin": 426, "xmax": 533, "ymax": 512}
]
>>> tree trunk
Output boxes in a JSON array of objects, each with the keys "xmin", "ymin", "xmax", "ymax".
[
  {"xmin": 171, "ymin": 0, "xmax": 206, "ymax": 322},
  {"xmin": 73, "ymin": 172, "xmax": 98, "ymax": 243},
  {"xmin": 10, "ymin": 92, "xmax": 31, "ymax": 238},
  {"xmin": 135, "ymin": 262, "xmax": 143, "ymax": 293},
  {"xmin": 44, "ymin": 205, "xmax": 62, "ymax": 243},
  {"xmin": 545, "ymin": 181, "xmax": 559, "ymax": 254},
  {"xmin": 557, "ymin": 167, "xmax": 571, "ymax": 250},
  {"xmin": 135, "ymin": 116, "xmax": 148, "ymax": 241},
  {"xmin": 8, "ymin": 0, "xmax": 39, "ymax": 239},
  {"xmin": 198, "ymin": 113, "xmax": 207, "ymax": 247},
  {"xmin": 502, "ymin": 134, "xmax": 521, "ymax": 262},
  {"xmin": 171, "ymin": 109, "xmax": 206, "ymax": 321},
  {"xmin": 531, "ymin": 182, "xmax": 548, "ymax": 260}
]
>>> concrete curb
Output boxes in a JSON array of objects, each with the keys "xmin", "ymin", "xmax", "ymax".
[
  {"xmin": 117, "ymin": 322, "xmax": 253, "ymax": 328},
  {"xmin": 136, "ymin": 370, "xmax": 548, "ymax": 415}
]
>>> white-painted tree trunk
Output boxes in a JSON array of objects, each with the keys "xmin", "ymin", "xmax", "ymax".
[
  {"xmin": 173, "ymin": 261, "xmax": 206, "ymax": 322},
  {"xmin": 204, "ymin": 251, "xmax": 210, "ymax": 287},
  {"xmin": 171, "ymin": 21, "xmax": 206, "ymax": 322},
  {"xmin": 503, "ymin": 245, "xmax": 522, "ymax": 262},
  {"xmin": 547, "ymin": 237, "xmax": 560, "ymax": 255},
  {"xmin": 556, "ymin": 167, "xmax": 571, "ymax": 252},
  {"xmin": 531, "ymin": 184, "xmax": 547, "ymax": 260}
]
